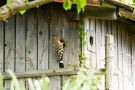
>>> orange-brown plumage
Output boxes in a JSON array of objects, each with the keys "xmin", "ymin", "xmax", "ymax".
[{"xmin": 52, "ymin": 35, "xmax": 63, "ymax": 49}]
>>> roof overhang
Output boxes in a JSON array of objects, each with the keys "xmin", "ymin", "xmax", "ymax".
[{"xmin": 104, "ymin": 0, "xmax": 135, "ymax": 22}]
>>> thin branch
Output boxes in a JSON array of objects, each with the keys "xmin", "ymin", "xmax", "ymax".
[{"xmin": 0, "ymin": 0, "xmax": 54, "ymax": 21}]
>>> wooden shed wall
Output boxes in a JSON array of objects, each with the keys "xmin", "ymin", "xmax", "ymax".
[
  {"xmin": 0, "ymin": 3, "xmax": 80, "ymax": 90},
  {"xmin": 0, "ymin": 1, "xmax": 135, "ymax": 90},
  {"xmin": 84, "ymin": 17, "xmax": 135, "ymax": 90}
]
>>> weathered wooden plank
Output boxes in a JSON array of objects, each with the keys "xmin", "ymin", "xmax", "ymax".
[
  {"xmin": 4, "ymin": 16, "xmax": 15, "ymax": 90},
  {"xmin": 50, "ymin": 76, "xmax": 61, "ymax": 90},
  {"xmin": 87, "ymin": 18, "xmax": 96, "ymax": 68},
  {"xmin": 100, "ymin": 20, "xmax": 105, "ymax": 69},
  {"xmin": 62, "ymin": 8, "xmax": 79, "ymax": 86},
  {"xmin": 83, "ymin": 7, "xmax": 117, "ymax": 20},
  {"xmin": 5, "ymin": 17, "xmax": 15, "ymax": 71},
  {"xmin": 117, "ymin": 21, "xmax": 123, "ymax": 90},
  {"xmin": 132, "ymin": 36, "xmax": 135, "ymax": 90},
  {"xmin": 16, "ymin": 13, "xmax": 27, "ymax": 89},
  {"xmin": 122, "ymin": 23, "xmax": 128, "ymax": 90},
  {"xmin": 26, "ymin": 8, "xmax": 38, "ymax": 71},
  {"xmin": 100, "ymin": 19, "xmax": 106, "ymax": 90},
  {"xmin": 112, "ymin": 20, "xmax": 118, "ymax": 90},
  {"xmin": 49, "ymin": 5, "xmax": 63, "ymax": 68},
  {"xmin": 112, "ymin": 20, "xmax": 117, "ymax": 69},
  {"xmin": 119, "ymin": 8, "xmax": 135, "ymax": 22},
  {"xmin": 37, "ymin": 5, "xmax": 49, "ymax": 70},
  {"xmin": 2, "ymin": 68, "xmax": 118, "ymax": 79},
  {"xmin": 0, "ymin": 21, "xmax": 4, "ymax": 71},
  {"xmin": 0, "ymin": 17, "xmax": 4, "ymax": 90},
  {"xmin": 107, "ymin": 20, "xmax": 112, "ymax": 35},
  {"xmin": 15, "ymin": 13, "xmax": 27, "ymax": 90},
  {"xmin": 96, "ymin": 19, "xmax": 102, "ymax": 68},
  {"xmin": 61, "ymin": 6, "xmax": 71, "ymax": 68},
  {"xmin": 49, "ymin": 5, "xmax": 63, "ymax": 90},
  {"xmin": 16, "ymin": 14, "xmax": 26, "ymax": 72},
  {"xmin": 68, "ymin": 22, "xmax": 79, "ymax": 66},
  {"xmin": 105, "ymin": 35, "xmax": 114, "ymax": 90},
  {"xmin": 83, "ymin": 17, "xmax": 90, "ymax": 68},
  {"xmin": 128, "ymin": 36, "xmax": 132, "ymax": 90}
]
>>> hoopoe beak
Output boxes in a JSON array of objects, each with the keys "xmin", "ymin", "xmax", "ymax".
[
  {"xmin": 52, "ymin": 35, "xmax": 57, "ymax": 39},
  {"xmin": 52, "ymin": 35, "xmax": 56, "ymax": 37}
]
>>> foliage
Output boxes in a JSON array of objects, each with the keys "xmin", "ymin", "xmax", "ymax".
[
  {"xmin": 63, "ymin": 0, "xmax": 86, "ymax": 13},
  {"xmin": 79, "ymin": 52, "xmax": 86, "ymax": 63},
  {"xmin": 7, "ymin": 0, "xmax": 29, "ymax": 15},
  {"xmin": 79, "ymin": 24, "xmax": 87, "ymax": 45},
  {"xmin": 62, "ymin": 68, "xmax": 102, "ymax": 90},
  {"xmin": 0, "ymin": 69, "xmax": 50, "ymax": 90},
  {"xmin": 0, "ymin": 68, "xmax": 103, "ymax": 90}
]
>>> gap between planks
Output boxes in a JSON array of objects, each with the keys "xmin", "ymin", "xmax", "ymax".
[{"xmin": 2, "ymin": 68, "xmax": 118, "ymax": 80}]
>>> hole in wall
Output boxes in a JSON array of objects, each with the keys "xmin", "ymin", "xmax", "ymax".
[{"xmin": 90, "ymin": 36, "xmax": 93, "ymax": 46}]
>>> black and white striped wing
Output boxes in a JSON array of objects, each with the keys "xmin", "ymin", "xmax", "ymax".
[{"xmin": 54, "ymin": 45, "xmax": 64, "ymax": 62}]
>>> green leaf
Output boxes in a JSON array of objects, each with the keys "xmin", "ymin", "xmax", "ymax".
[
  {"xmin": 77, "ymin": 0, "xmax": 86, "ymax": 13},
  {"xmin": 73, "ymin": 0, "xmax": 77, "ymax": 2},
  {"xmin": 63, "ymin": 0, "xmax": 72, "ymax": 10},
  {"xmin": 7, "ymin": 0, "xmax": 11, "ymax": 3},
  {"xmin": 25, "ymin": 0, "xmax": 29, "ymax": 3},
  {"xmin": 19, "ymin": 10, "xmax": 26, "ymax": 15}
]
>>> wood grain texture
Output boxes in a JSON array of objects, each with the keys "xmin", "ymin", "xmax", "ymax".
[
  {"xmin": 95, "ymin": 19, "xmax": 102, "ymax": 69},
  {"xmin": 5, "ymin": 16, "xmax": 15, "ymax": 71},
  {"xmin": 26, "ymin": 8, "xmax": 38, "ymax": 71},
  {"xmin": 117, "ymin": 22, "xmax": 123, "ymax": 90},
  {"xmin": 4, "ymin": 16, "xmax": 15, "ymax": 90},
  {"xmin": 37, "ymin": 5, "xmax": 49, "ymax": 70},
  {"xmin": 122, "ymin": 23, "xmax": 127, "ymax": 90},
  {"xmin": 49, "ymin": 5, "xmax": 63, "ymax": 90},
  {"xmin": 49, "ymin": 5, "xmax": 62, "ymax": 68},
  {"xmin": 83, "ymin": 7, "xmax": 117, "ymax": 20},
  {"xmin": 128, "ymin": 36, "xmax": 132, "ymax": 90},
  {"xmin": 112, "ymin": 20, "xmax": 118, "ymax": 90},
  {"xmin": 84, "ymin": 17, "xmax": 91, "ymax": 68},
  {"xmin": 0, "ymin": 21, "xmax": 4, "ymax": 71},
  {"xmin": 16, "ymin": 13, "xmax": 26, "ymax": 72},
  {"xmin": 105, "ymin": 35, "xmax": 114, "ymax": 90},
  {"xmin": 132, "ymin": 36, "xmax": 135, "ymax": 90},
  {"xmin": 89, "ymin": 18, "xmax": 96, "ymax": 68},
  {"xmin": 0, "ymin": 17, "xmax": 4, "ymax": 90}
]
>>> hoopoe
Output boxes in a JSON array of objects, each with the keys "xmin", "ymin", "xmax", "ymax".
[{"xmin": 52, "ymin": 35, "xmax": 65, "ymax": 68}]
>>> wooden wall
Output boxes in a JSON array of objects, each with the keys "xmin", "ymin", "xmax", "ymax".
[
  {"xmin": 0, "ymin": 3, "xmax": 80, "ymax": 90},
  {"xmin": 84, "ymin": 17, "xmax": 135, "ymax": 90},
  {"xmin": 0, "ymin": 2, "xmax": 135, "ymax": 90}
]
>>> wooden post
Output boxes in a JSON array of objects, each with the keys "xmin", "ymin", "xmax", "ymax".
[{"xmin": 105, "ymin": 35, "xmax": 114, "ymax": 90}]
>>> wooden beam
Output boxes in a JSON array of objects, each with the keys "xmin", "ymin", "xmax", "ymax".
[
  {"xmin": 2, "ymin": 68, "xmax": 118, "ymax": 79},
  {"xmin": 105, "ymin": 35, "xmax": 114, "ymax": 90},
  {"xmin": 83, "ymin": 6, "xmax": 117, "ymax": 20},
  {"xmin": 2, "ymin": 68, "xmax": 78, "ymax": 79},
  {"xmin": 119, "ymin": 8, "xmax": 135, "ymax": 21}
]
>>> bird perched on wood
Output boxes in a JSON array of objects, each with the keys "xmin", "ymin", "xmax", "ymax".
[{"xmin": 52, "ymin": 35, "xmax": 65, "ymax": 68}]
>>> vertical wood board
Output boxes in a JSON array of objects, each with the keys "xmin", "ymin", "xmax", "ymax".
[
  {"xmin": 95, "ymin": 19, "xmax": 102, "ymax": 68},
  {"xmin": 26, "ymin": 8, "xmax": 38, "ymax": 71},
  {"xmin": 16, "ymin": 14, "xmax": 26, "ymax": 72},
  {"xmin": 117, "ymin": 21, "xmax": 123, "ymax": 90},
  {"xmin": 4, "ymin": 16, "xmax": 15, "ymax": 90},
  {"xmin": 37, "ymin": 5, "xmax": 49, "ymax": 70},
  {"xmin": 49, "ymin": 5, "xmax": 63, "ymax": 68},
  {"xmin": 89, "ymin": 18, "xmax": 96, "ymax": 68}
]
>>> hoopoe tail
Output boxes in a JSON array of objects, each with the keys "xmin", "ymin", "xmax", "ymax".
[{"xmin": 59, "ymin": 60, "xmax": 64, "ymax": 68}]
